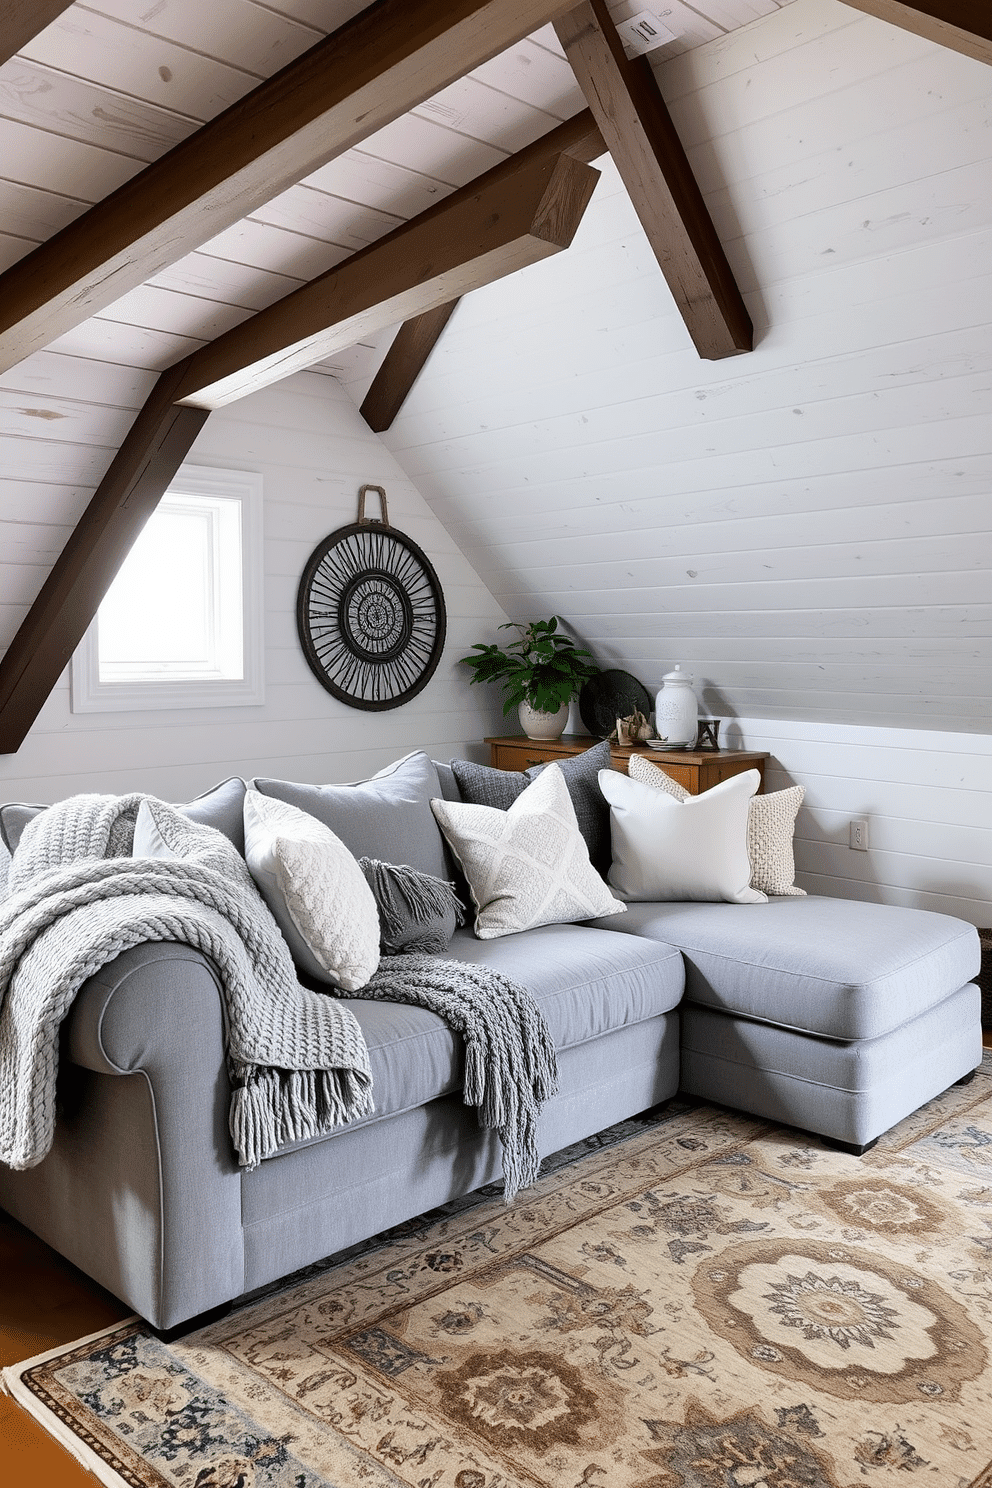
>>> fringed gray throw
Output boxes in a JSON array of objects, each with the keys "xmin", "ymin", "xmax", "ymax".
[
  {"xmin": 0, "ymin": 793, "xmax": 373, "ymax": 1171},
  {"xmin": 359, "ymin": 857, "xmax": 464, "ymax": 954},
  {"xmin": 348, "ymin": 953, "xmax": 559, "ymax": 1201}
]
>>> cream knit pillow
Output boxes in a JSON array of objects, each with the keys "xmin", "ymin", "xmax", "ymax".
[
  {"xmin": 628, "ymin": 754, "xmax": 805, "ymax": 896},
  {"xmin": 242, "ymin": 790, "xmax": 380, "ymax": 989},
  {"xmin": 430, "ymin": 763, "xmax": 624, "ymax": 940}
]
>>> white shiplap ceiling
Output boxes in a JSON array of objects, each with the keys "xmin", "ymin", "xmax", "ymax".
[{"xmin": 0, "ymin": 0, "xmax": 796, "ymax": 388}]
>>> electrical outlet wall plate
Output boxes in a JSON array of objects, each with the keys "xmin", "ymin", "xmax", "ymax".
[
  {"xmin": 850, "ymin": 819, "xmax": 869, "ymax": 851},
  {"xmin": 615, "ymin": 9, "xmax": 678, "ymax": 56}
]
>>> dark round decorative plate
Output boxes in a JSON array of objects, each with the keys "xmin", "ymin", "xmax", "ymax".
[
  {"xmin": 578, "ymin": 669, "xmax": 653, "ymax": 738},
  {"xmin": 296, "ymin": 522, "xmax": 446, "ymax": 711}
]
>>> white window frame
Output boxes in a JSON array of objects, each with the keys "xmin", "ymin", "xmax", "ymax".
[{"xmin": 71, "ymin": 465, "xmax": 265, "ymax": 713}]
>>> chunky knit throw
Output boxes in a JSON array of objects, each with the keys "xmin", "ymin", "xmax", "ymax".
[
  {"xmin": 353, "ymin": 953, "xmax": 558, "ymax": 1200},
  {"xmin": 0, "ymin": 794, "xmax": 374, "ymax": 1171}
]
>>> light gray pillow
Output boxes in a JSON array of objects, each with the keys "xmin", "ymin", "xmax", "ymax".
[
  {"xmin": 1, "ymin": 777, "xmax": 248, "ymax": 856},
  {"xmin": 252, "ymin": 752, "xmax": 449, "ymax": 881}
]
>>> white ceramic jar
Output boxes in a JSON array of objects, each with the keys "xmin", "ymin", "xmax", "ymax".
[{"xmin": 654, "ymin": 665, "xmax": 698, "ymax": 750}]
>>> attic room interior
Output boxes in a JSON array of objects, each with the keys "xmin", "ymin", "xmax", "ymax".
[{"xmin": 1, "ymin": 1, "xmax": 991, "ymax": 1484}]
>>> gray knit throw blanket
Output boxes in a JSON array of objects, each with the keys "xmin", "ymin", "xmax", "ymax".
[
  {"xmin": 0, "ymin": 795, "xmax": 559, "ymax": 1199},
  {"xmin": 356, "ymin": 953, "xmax": 558, "ymax": 1200},
  {"xmin": 0, "ymin": 793, "xmax": 374, "ymax": 1172}
]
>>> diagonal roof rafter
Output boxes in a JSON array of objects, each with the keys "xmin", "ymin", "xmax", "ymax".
[
  {"xmin": 840, "ymin": 1, "xmax": 992, "ymax": 66},
  {"xmin": 0, "ymin": 0, "xmax": 578, "ymax": 375}
]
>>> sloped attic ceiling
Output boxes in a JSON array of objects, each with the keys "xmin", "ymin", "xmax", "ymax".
[
  {"xmin": 0, "ymin": 0, "xmax": 989, "ymax": 746},
  {"xmin": 344, "ymin": 0, "xmax": 992, "ymax": 734}
]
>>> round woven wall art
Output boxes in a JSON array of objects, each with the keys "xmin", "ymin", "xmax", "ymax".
[{"xmin": 296, "ymin": 486, "xmax": 446, "ymax": 711}]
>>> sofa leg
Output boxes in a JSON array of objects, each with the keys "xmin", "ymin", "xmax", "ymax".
[
  {"xmin": 955, "ymin": 1069, "xmax": 978, "ymax": 1087},
  {"xmin": 820, "ymin": 1135, "xmax": 879, "ymax": 1158},
  {"xmin": 152, "ymin": 1299, "xmax": 233, "ymax": 1343}
]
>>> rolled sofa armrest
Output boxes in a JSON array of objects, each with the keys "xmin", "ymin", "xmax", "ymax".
[{"xmin": 0, "ymin": 941, "xmax": 245, "ymax": 1331}]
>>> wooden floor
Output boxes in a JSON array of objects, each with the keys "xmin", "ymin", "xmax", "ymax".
[
  {"xmin": 0, "ymin": 1211, "xmax": 130, "ymax": 1486},
  {"xmin": 4, "ymin": 1030, "xmax": 992, "ymax": 1482}
]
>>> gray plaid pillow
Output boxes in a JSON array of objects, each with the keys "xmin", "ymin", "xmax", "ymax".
[{"xmin": 450, "ymin": 738, "xmax": 613, "ymax": 875}]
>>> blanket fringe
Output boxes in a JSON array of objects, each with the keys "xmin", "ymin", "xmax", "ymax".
[{"xmin": 231, "ymin": 1064, "xmax": 375, "ymax": 1169}]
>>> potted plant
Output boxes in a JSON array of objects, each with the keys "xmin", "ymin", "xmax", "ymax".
[{"xmin": 459, "ymin": 617, "xmax": 599, "ymax": 740}]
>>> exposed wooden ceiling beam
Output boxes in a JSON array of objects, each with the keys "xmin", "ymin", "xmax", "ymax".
[
  {"xmin": 0, "ymin": 0, "xmax": 575, "ymax": 375},
  {"xmin": 358, "ymin": 109, "xmax": 607, "ymax": 433},
  {"xmin": 841, "ymin": 1, "xmax": 991, "ymax": 64},
  {"xmin": 0, "ymin": 365, "xmax": 209, "ymax": 755},
  {"xmin": 360, "ymin": 304, "xmax": 461, "ymax": 434},
  {"xmin": 171, "ymin": 145, "xmax": 601, "ymax": 409},
  {"xmin": 555, "ymin": 0, "xmax": 752, "ymax": 359},
  {"xmin": 1, "ymin": 1, "xmax": 76, "ymax": 65}
]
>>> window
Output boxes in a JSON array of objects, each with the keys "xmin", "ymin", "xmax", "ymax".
[{"xmin": 72, "ymin": 465, "xmax": 264, "ymax": 712}]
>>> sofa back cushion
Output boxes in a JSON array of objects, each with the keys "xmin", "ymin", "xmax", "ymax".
[
  {"xmin": 251, "ymin": 751, "xmax": 449, "ymax": 880},
  {"xmin": 0, "ymin": 777, "xmax": 248, "ymax": 857}
]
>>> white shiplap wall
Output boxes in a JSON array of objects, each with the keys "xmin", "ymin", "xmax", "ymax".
[
  {"xmin": 360, "ymin": 0, "xmax": 992, "ymax": 737},
  {"xmin": 730, "ymin": 718, "xmax": 991, "ymax": 926},
  {"xmin": 0, "ymin": 369, "xmax": 509, "ymax": 805}
]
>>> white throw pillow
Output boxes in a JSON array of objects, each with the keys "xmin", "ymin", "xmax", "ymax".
[
  {"xmin": 430, "ymin": 763, "xmax": 624, "ymax": 940},
  {"xmin": 629, "ymin": 754, "xmax": 805, "ymax": 897},
  {"xmin": 599, "ymin": 767, "xmax": 767, "ymax": 904},
  {"xmin": 242, "ymin": 789, "xmax": 379, "ymax": 989}
]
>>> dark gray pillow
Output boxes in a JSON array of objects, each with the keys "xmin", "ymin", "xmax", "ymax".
[
  {"xmin": 252, "ymin": 751, "xmax": 449, "ymax": 880},
  {"xmin": 359, "ymin": 857, "xmax": 464, "ymax": 955},
  {"xmin": 450, "ymin": 739, "xmax": 614, "ymax": 874},
  {"xmin": 0, "ymin": 778, "xmax": 248, "ymax": 856}
]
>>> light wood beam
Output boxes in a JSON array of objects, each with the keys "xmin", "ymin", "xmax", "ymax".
[
  {"xmin": 0, "ymin": 364, "xmax": 209, "ymax": 755},
  {"xmin": 555, "ymin": 0, "xmax": 752, "ymax": 359},
  {"xmin": 358, "ymin": 108, "xmax": 607, "ymax": 432},
  {"xmin": 171, "ymin": 147, "xmax": 601, "ymax": 409},
  {"xmin": 0, "ymin": 1, "xmax": 76, "ymax": 65},
  {"xmin": 0, "ymin": 0, "xmax": 575, "ymax": 375},
  {"xmin": 841, "ymin": 1, "xmax": 991, "ymax": 64}
]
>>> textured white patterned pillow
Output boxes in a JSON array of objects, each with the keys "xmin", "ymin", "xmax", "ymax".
[
  {"xmin": 748, "ymin": 786, "xmax": 806, "ymax": 896},
  {"xmin": 628, "ymin": 753, "xmax": 691, "ymax": 800},
  {"xmin": 243, "ymin": 789, "xmax": 379, "ymax": 989},
  {"xmin": 430, "ymin": 764, "xmax": 624, "ymax": 940}
]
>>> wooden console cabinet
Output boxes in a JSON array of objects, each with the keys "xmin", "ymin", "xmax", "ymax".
[{"xmin": 486, "ymin": 735, "xmax": 768, "ymax": 795}]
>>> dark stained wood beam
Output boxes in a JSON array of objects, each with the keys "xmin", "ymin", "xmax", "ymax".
[
  {"xmin": 840, "ymin": 1, "xmax": 991, "ymax": 64},
  {"xmin": 1, "ymin": 1, "xmax": 76, "ymax": 65},
  {"xmin": 358, "ymin": 109, "xmax": 607, "ymax": 432},
  {"xmin": 555, "ymin": 0, "xmax": 752, "ymax": 359},
  {"xmin": 0, "ymin": 364, "xmax": 209, "ymax": 754},
  {"xmin": 0, "ymin": 0, "xmax": 576, "ymax": 375},
  {"xmin": 360, "ymin": 303, "xmax": 460, "ymax": 433},
  {"xmin": 171, "ymin": 146, "xmax": 601, "ymax": 409}
]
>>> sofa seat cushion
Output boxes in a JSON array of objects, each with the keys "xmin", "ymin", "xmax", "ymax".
[
  {"xmin": 273, "ymin": 923, "xmax": 684, "ymax": 1153},
  {"xmin": 587, "ymin": 895, "xmax": 980, "ymax": 1042}
]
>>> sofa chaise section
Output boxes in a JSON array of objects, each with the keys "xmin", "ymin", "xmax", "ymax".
[{"xmin": 590, "ymin": 895, "xmax": 982, "ymax": 1151}]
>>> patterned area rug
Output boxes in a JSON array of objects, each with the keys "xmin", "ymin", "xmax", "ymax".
[{"xmin": 7, "ymin": 1062, "xmax": 992, "ymax": 1488}]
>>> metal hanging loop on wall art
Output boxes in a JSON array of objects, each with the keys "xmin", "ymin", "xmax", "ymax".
[{"xmin": 296, "ymin": 485, "xmax": 447, "ymax": 711}]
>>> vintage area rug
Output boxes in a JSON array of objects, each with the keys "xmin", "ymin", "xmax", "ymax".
[{"xmin": 7, "ymin": 1063, "xmax": 992, "ymax": 1488}]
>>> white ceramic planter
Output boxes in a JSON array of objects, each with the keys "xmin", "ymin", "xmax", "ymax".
[{"xmin": 518, "ymin": 699, "xmax": 570, "ymax": 740}]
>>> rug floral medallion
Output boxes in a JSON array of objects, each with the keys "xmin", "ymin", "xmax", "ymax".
[{"xmin": 8, "ymin": 1066, "xmax": 992, "ymax": 1488}]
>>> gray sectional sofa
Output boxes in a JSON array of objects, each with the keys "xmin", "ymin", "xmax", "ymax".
[{"xmin": 0, "ymin": 750, "xmax": 982, "ymax": 1332}]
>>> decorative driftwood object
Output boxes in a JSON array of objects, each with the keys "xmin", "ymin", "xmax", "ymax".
[{"xmin": 610, "ymin": 709, "xmax": 655, "ymax": 746}]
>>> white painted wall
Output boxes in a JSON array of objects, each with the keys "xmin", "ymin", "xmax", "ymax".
[
  {"xmin": 0, "ymin": 370, "xmax": 508, "ymax": 806},
  {"xmin": 356, "ymin": 0, "xmax": 992, "ymax": 736},
  {"xmin": 727, "ymin": 718, "xmax": 991, "ymax": 925}
]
